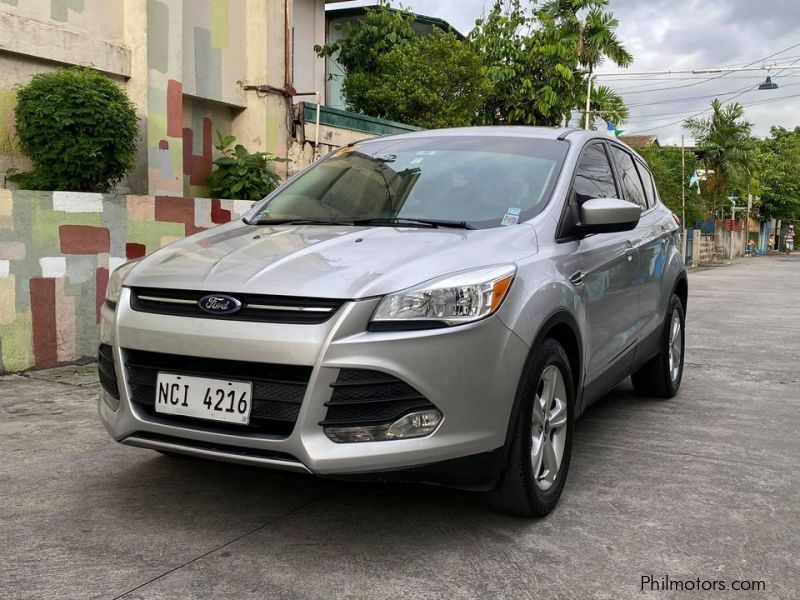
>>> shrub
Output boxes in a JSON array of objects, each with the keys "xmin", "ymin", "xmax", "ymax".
[
  {"xmin": 206, "ymin": 133, "xmax": 283, "ymax": 200},
  {"xmin": 8, "ymin": 67, "xmax": 138, "ymax": 192}
]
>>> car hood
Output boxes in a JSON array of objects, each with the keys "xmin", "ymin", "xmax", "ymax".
[{"xmin": 125, "ymin": 220, "xmax": 538, "ymax": 299}]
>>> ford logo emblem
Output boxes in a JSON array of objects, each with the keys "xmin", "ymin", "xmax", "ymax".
[{"xmin": 198, "ymin": 294, "xmax": 242, "ymax": 315}]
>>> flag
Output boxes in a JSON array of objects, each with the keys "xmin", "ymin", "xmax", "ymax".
[{"xmin": 689, "ymin": 171, "xmax": 701, "ymax": 195}]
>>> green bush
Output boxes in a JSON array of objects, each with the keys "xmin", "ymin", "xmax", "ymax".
[
  {"xmin": 206, "ymin": 133, "xmax": 283, "ymax": 201},
  {"xmin": 8, "ymin": 67, "xmax": 138, "ymax": 192}
]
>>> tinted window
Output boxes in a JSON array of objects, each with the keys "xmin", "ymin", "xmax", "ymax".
[
  {"xmin": 636, "ymin": 160, "xmax": 657, "ymax": 208},
  {"xmin": 573, "ymin": 144, "xmax": 617, "ymax": 203},
  {"xmin": 609, "ymin": 147, "xmax": 647, "ymax": 210},
  {"xmin": 252, "ymin": 137, "xmax": 568, "ymax": 230}
]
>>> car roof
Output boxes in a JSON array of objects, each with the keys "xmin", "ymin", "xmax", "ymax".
[{"xmin": 357, "ymin": 126, "xmax": 620, "ymax": 148}]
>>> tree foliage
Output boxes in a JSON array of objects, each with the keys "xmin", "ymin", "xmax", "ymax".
[
  {"xmin": 8, "ymin": 67, "xmax": 138, "ymax": 192},
  {"xmin": 637, "ymin": 145, "xmax": 706, "ymax": 224},
  {"xmin": 470, "ymin": 1, "xmax": 580, "ymax": 125},
  {"xmin": 534, "ymin": 0, "xmax": 632, "ymax": 127},
  {"xmin": 322, "ymin": 1, "xmax": 632, "ymax": 129},
  {"xmin": 685, "ymin": 99, "xmax": 754, "ymax": 215},
  {"xmin": 206, "ymin": 133, "xmax": 283, "ymax": 201},
  {"xmin": 752, "ymin": 126, "xmax": 800, "ymax": 220},
  {"xmin": 343, "ymin": 29, "xmax": 491, "ymax": 128},
  {"xmin": 581, "ymin": 84, "xmax": 629, "ymax": 129},
  {"xmin": 317, "ymin": 7, "xmax": 490, "ymax": 128}
]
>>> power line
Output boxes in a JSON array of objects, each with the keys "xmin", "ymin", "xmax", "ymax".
[
  {"xmin": 619, "ymin": 42, "xmax": 800, "ymax": 134},
  {"xmin": 607, "ymin": 41, "xmax": 800, "ymax": 95},
  {"xmin": 627, "ymin": 88, "xmax": 800, "ymax": 134}
]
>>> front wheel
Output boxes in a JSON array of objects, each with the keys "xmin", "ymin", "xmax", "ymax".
[
  {"xmin": 631, "ymin": 293, "xmax": 685, "ymax": 398},
  {"xmin": 484, "ymin": 338, "xmax": 574, "ymax": 517}
]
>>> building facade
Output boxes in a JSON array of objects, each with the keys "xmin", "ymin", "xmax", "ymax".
[{"xmin": 0, "ymin": 0, "xmax": 414, "ymax": 198}]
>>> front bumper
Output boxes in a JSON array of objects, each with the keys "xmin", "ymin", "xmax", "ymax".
[{"xmin": 99, "ymin": 288, "xmax": 529, "ymax": 479}]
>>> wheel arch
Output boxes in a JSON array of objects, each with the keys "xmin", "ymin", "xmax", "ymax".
[
  {"xmin": 501, "ymin": 310, "xmax": 584, "ymax": 453},
  {"xmin": 673, "ymin": 273, "xmax": 688, "ymax": 312}
]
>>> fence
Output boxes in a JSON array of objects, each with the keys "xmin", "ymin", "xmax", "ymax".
[{"xmin": 0, "ymin": 190, "xmax": 253, "ymax": 373}]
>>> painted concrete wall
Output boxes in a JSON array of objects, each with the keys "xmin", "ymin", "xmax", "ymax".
[
  {"xmin": 0, "ymin": 190, "xmax": 253, "ymax": 373},
  {"xmin": 0, "ymin": 0, "xmax": 292, "ymax": 196},
  {"xmin": 291, "ymin": 0, "xmax": 326, "ymax": 103},
  {"xmin": 0, "ymin": 0, "xmax": 387, "ymax": 197}
]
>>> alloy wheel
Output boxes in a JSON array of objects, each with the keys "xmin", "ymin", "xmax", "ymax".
[
  {"xmin": 668, "ymin": 309, "xmax": 683, "ymax": 383},
  {"xmin": 531, "ymin": 365, "xmax": 568, "ymax": 491}
]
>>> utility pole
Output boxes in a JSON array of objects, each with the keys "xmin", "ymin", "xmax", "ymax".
[
  {"xmin": 584, "ymin": 75, "xmax": 594, "ymax": 130},
  {"xmin": 681, "ymin": 135, "xmax": 686, "ymax": 259}
]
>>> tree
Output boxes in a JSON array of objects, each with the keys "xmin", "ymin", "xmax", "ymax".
[
  {"xmin": 685, "ymin": 99, "xmax": 754, "ymax": 216},
  {"xmin": 471, "ymin": 1, "xmax": 581, "ymax": 125},
  {"xmin": 317, "ymin": 6, "xmax": 490, "ymax": 128},
  {"xmin": 637, "ymin": 145, "xmax": 706, "ymax": 224},
  {"xmin": 542, "ymin": 0, "xmax": 632, "ymax": 127},
  {"xmin": 752, "ymin": 126, "xmax": 800, "ymax": 221},
  {"xmin": 8, "ymin": 67, "xmax": 138, "ymax": 192},
  {"xmin": 542, "ymin": 0, "xmax": 632, "ymax": 73},
  {"xmin": 579, "ymin": 84, "xmax": 628, "ymax": 129},
  {"xmin": 341, "ymin": 30, "xmax": 492, "ymax": 128}
]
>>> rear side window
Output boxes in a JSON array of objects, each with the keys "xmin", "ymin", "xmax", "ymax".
[
  {"xmin": 573, "ymin": 144, "xmax": 617, "ymax": 203},
  {"xmin": 636, "ymin": 161, "xmax": 657, "ymax": 209},
  {"xmin": 609, "ymin": 146, "xmax": 647, "ymax": 210}
]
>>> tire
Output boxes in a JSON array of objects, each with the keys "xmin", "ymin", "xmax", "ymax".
[
  {"xmin": 484, "ymin": 338, "xmax": 575, "ymax": 517},
  {"xmin": 631, "ymin": 293, "xmax": 685, "ymax": 398}
]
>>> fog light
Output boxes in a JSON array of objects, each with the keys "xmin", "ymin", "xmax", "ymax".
[{"xmin": 324, "ymin": 409, "xmax": 442, "ymax": 443}]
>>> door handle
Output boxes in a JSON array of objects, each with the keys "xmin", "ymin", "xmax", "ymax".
[{"xmin": 569, "ymin": 270, "xmax": 584, "ymax": 286}]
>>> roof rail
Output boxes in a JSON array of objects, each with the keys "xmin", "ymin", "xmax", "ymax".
[{"xmin": 557, "ymin": 128, "xmax": 579, "ymax": 141}]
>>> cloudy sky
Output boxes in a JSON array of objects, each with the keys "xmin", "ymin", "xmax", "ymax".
[{"xmin": 327, "ymin": 0, "xmax": 800, "ymax": 144}]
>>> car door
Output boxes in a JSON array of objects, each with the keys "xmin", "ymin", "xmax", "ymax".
[
  {"xmin": 630, "ymin": 157, "xmax": 671, "ymax": 338},
  {"xmin": 572, "ymin": 142, "xmax": 642, "ymax": 391}
]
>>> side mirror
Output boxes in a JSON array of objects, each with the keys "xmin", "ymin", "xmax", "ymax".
[{"xmin": 579, "ymin": 198, "xmax": 641, "ymax": 235}]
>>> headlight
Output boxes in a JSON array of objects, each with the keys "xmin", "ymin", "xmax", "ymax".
[
  {"xmin": 370, "ymin": 265, "xmax": 516, "ymax": 329},
  {"xmin": 105, "ymin": 259, "xmax": 141, "ymax": 307}
]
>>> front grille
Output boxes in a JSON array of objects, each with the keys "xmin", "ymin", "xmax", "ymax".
[
  {"xmin": 97, "ymin": 344, "xmax": 120, "ymax": 399},
  {"xmin": 320, "ymin": 369, "xmax": 437, "ymax": 427},
  {"xmin": 123, "ymin": 349, "xmax": 312, "ymax": 437},
  {"xmin": 130, "ymin": 287, "xmax": 343, "ymax": 324}
]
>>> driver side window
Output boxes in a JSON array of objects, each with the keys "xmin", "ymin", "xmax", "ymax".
[
  {"xmin": 574, "ymin": 144, "xmax": 618, "ymax": 204},
  {"xmin": 558, "ymin": 143, "xmax": 618, "ymax": 240}
]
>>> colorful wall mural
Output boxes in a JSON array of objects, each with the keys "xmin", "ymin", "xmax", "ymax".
[
  {"xmin": 146, "ymin": 0, "xmax": 244, "ymax": 197},
  {"xmin": 0, "ymin": 190, "xmax": 253, "ymax": 373}
]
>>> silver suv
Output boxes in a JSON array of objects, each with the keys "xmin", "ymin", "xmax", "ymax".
[{"xmin": 98, "ymin": 127, "xmax": 687, "ymax": 516}]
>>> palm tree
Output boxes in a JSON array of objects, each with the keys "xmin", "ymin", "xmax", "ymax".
[
  {"xmin": 584, "ymin": 84, "xmax": 629, "ymax": 129},
  {"xmin": 685, "ymin": 99, "xmax": 755, "ymax": 216},
  {"xmin": 541, "ymin": 0, "xmax": 632, "ymax": 126},
  {"xmin": 541, "ymin": 0, "xmax": 632, "ymax": 72}
]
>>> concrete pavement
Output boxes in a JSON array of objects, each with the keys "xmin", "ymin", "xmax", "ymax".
[{"xmin": 1, "ymin": 254, "xmax": 799, "ymax": 599}]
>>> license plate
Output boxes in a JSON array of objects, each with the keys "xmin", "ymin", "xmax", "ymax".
[{"xmin": 154, "ymin": 373, "xmax": 252, "ymax": 425}]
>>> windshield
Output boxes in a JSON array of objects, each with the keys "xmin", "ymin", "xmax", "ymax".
[{"xmin": 250, "ymin": 136, "xmax": 568, "ymax": 230}]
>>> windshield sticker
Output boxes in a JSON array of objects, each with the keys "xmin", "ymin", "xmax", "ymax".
[
  {"xmin": 501, "ymin": 214, "xmax": 519, "ymax": 226},
  {"xmin": 501, "ymin": 207, "xmax": 521, "ymax": 226},
  {"xmin": 416, "ymin": 150, "xmax": 438, "ymax": 155},
  {"xmin": 410, "ymin": 157, "xmax": 424, "ymax": 165}
]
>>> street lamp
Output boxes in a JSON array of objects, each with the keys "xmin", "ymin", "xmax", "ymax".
[
  {"xmin": 758, "ymin": 75, "xmax": 778, "ymax": 90},
  {"xmin": 584, "ymin": 62, "xmax": 800, "ymax": 129}
]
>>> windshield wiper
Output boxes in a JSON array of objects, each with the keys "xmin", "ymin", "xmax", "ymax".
[
  {"xmin": 248, "ymin": 218, "xmax": 355, "ymax": 226},
  {"xmin": 352, "ymin": 218, "xmax": 475, "ymax": 230}
]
